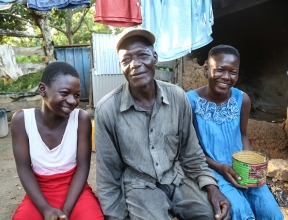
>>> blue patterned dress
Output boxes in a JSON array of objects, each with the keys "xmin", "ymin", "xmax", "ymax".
[{"xmin": 186, "ymin": 87, "xmax": 283, "ymax": 220}]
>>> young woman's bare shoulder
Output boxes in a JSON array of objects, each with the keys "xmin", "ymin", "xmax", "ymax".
[
  {"xmin": 242, "ymin": 91, "xmax": 251, "ymax": 106},
  {"xmin": 11, "ymin": 110, "xmax": 27, "ymax": 137},
  {"xmin": 78, "ymin": 109, "xmax": 91, "ymax": 123},
  {"xmin": 195, "ymin": 86, "xmax": 206, "ymax": 97},
  {"xmin": 11, "ymin": 110, "xmax": 24, "ymax": 124}
]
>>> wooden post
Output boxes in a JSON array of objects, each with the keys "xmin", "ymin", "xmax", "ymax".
[
  {"xmin": 173, "ymin": 57, "xmax": 184, "ymax": 88},
  {"xmin": 178, "ymin": 57, "xmax": 183, "ymax": 88},
  {"xmin": 86, "ymin": 41, "xmax": 95, "ymax": 118},
  {"xmin": 88, "ymin": 44, "xmax": 94, "ymax": 108},
  {"xmin": 285, "ymin": 107, "xmax": 288, "ymax": 134}
]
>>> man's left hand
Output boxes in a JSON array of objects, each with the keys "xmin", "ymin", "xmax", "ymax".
[{"xmin": 205, "ymin": 184, "xmax": 231, "ymax": 220}]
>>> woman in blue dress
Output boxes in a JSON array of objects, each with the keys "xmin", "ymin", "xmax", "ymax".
[{"xmin": 186, "ymin": 45, "xmax": 283, "ymax": 220}]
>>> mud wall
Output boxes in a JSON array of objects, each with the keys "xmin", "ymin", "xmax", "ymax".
[
  {"xmin": 248, "ymin": 119, "xmax": 288, "ymax": 159},
  {"xmin": 182, "ymin": 56, "xmax": 206, "ymax": 91}
]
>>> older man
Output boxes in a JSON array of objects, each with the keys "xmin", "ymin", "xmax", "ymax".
[{"xmin": 95, "ymin": 28, "xmax": 231, "ymax": 220}]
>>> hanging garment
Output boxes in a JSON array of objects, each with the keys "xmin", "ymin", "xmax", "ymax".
[
  {"xmin": 0, "ymin": 45, "xmax": 24, "ymax": 81},
  {"xmin": 141, "ymin": 0, "xmax": 214, "ymax": 62},
  {"xmin": 94, "ymin": 0, "xmax": 142, "ymax": 27},
  {"xmin": 27, "ymin": 0, "xmax": 90, "ymax": 11}
]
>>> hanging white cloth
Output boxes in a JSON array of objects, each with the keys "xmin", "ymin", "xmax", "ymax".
[{"xmin": 0, "ymin": 45, "xmax": 24, "ymax": 81}]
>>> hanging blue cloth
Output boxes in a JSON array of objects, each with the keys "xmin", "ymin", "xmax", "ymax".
[
  {"xmin": 141, "ymin": 0, "xmax": 214, "ymax": 62},
  {"xmin": 27, "ymin": 0, "xmax": 90, "ymax": 11}
]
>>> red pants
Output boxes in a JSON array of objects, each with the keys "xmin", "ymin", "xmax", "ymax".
[{"xmin": 12, "ymin": 167, "xmax": 103, "ymax": 220}]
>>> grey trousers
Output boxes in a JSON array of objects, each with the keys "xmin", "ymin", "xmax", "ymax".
[{"xmin": 125, "ymin": 178, "xmax": 214, "ymax": 220}]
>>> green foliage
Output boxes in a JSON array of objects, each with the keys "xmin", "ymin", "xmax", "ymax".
[
  {"xmin": 73, "ymin": 19, "xmax": 112, "ymax": 44},
  {"xmin": 156, "ymin": 67, "xmax": 173, "ymax": 72},
  {"xmin": 16, "ymin": 55, "xmax": 44, "ymax": 63},
  {"xmin": 0, "ymin": 1, "xmax": 118, "ymax": 46},
  {"xmin": 51, "ymin": 4, "xmax": 113, "ymax": 45},
  {"xmin": 0, "ymin": 72, "xmax": 42, "ymax": 92},
  {"xmin": 0, "ymin": 4, "xmax": 29, "ymax": 31},
  {"xmin": 0, "ymin": 4, "xmax": 42, "ymax": 45},
  {"xmin": 2, "ymin": 37, "xmax": 43, "ymax": 47}
]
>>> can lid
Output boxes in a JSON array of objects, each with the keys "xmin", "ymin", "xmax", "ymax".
[{"xmin": 233, "ymin": 150, "xmax": 267, "ymax": 164}]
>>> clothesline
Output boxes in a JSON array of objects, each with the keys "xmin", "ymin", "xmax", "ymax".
[
  {"xmin": 1, "ymin": 0, "xmax": 215, "ymax": 62},
  {"xmin": 0, "ymin": 0, "xmax": 90, "ymax": 11},
  {"xmin": 95, "ymin": 0, "xmax": 214, "ymax": 62}
]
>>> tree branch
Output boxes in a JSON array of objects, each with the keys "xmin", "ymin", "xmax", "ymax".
[
  {"xmin": 1, "ymin": 12, "xmax": 67, "ymax": 35},
  {"xmin": 0, "ymin": 29, "xmax": 42, "ymax": 38},
  {"xmin": 72, "ymin": 8, "xmax": 90, "ymax": 34},
  {"xmin": 0, "ymin": 13, "xmax": 35, "ymax": 26},
  {"xmin": 49, "ymin": 24, "xmax": 67, "ymax": 35}
]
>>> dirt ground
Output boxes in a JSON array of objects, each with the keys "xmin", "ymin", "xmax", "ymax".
[{"xmin": 0, "ymin": 97, "xmax": 287, "ymax": 219}]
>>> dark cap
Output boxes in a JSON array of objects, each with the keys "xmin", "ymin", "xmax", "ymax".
[{"xmin": 115, "ymin": 27, "xmax": 155, "ymax": 52}]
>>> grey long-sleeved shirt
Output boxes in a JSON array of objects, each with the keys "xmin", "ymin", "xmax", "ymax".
[{"xmin": 95, "ymin": 80, "xmax": 217, "ymax": 220}]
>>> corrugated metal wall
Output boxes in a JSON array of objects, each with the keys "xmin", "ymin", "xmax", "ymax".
[
  {"xmin": 92, "ymin": 34, "xmax": 122, "ymax": 75},
  {"xmin": 92, "ymin": 34, "xmax": 126, "ymax": 107},
  {"xmin": 55, "ymin": 47, "xmax": 90, "ymax": 99},
  {"xmin": 92, "ymin": 74, "xmax": 126, "ymax": 106}
]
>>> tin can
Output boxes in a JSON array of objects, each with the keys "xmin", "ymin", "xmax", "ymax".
[{"xmin": 232, "ymin": 150, "xmax": 268, "ymax": 188}]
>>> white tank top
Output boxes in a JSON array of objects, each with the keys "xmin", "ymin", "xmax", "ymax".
[{"xmin": 23, "ymin": 108, "xmax": 79, "ymax": 175}]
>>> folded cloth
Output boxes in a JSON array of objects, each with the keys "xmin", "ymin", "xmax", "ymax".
[
  {"xmin": 27, "ymin": 0, "xmax": 90, "ymax": 11},
  {"xmin": 12, "ymin": 167, "xmax": 103, "ymax": 220},
  {"xmin": 94, "ymin": 0, "xmax": 142, "ymax": 27}
]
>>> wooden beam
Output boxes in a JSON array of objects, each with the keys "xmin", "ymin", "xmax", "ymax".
[
  {"xmin": 156, "ymin": 61, "xmax": 174, "ymax": 69},
  {"xmin": 155, "ymin": 70, "xmax": 173, "ymax": 82},
  {"xmin": 18, "ymin": 62, "xmax": 47, "ymax": 75},
  {"xmin": 0, "ymin": 29, "xmax": 42, "ymax": 38},
  {"xmin": 214, "ymin": 0, "xmax": 271, "ymax": 18},
  {"xmin": 54, "ymin": 44, "xmax": 90, "ymax": 48},
  {"xmin": 12, "ymin": 46, "xmax": 46, "ymax": 56}
]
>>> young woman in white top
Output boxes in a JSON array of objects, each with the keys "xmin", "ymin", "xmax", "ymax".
[{"xmin": 11, "ymin": 62, "xmax": 103, "ymax": 220}]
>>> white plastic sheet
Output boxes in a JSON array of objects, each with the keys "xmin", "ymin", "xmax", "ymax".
[{"xmin": 0, "ymin": 45, "xmax": 24, "ymax": 81}]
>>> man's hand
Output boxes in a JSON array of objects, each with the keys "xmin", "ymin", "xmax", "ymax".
[{"xmin": 205, "ymin": 184, "xmax": 231, "ymax": 220}]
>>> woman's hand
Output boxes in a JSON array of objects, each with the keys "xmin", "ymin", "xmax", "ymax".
[
  {"xmin": 43, "ymin": 207, "xmax": 67, "ymax": 220},
  {"xmin": 218, "ymin": 164, "xmax": 248, "ymax": 189}
]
